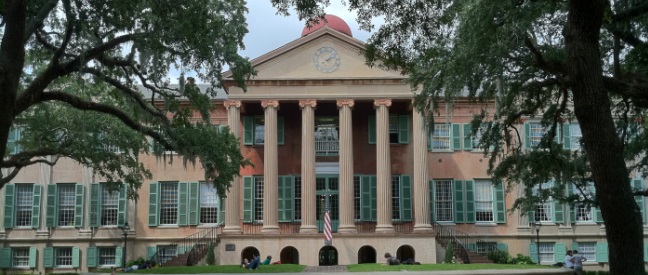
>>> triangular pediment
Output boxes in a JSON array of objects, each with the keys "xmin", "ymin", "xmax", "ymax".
[{"xmin": 230, "ymin": 27, "xmax": 405, "ymax": 80}]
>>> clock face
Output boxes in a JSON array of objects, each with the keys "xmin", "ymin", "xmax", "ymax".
[{"xmin": 313, "ymin": 47, "xmax": 341, "ymax": 73}]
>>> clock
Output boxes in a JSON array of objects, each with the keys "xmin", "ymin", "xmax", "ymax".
[{"xmin": 313, "ymin": 47, "xmax": 341, "ymax": 73}]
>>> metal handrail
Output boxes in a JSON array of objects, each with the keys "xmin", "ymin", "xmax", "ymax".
[
  {"xmin": 149, "ymin": 226, "xmax": 220, "ymax": 266},
  {"xmin": 433, "ymin": 222, "xmax": 502, "ymax": 264}
]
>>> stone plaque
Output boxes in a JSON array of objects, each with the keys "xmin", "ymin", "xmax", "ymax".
[{"xmin": 225, "ymin": 244, "xmax": 236, "ymax": 251}]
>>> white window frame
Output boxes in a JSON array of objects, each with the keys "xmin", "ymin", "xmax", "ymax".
[
  {"xmin": 538, "ymin": 242, "xmax": 555, "ymax": 263},
  {"xmin": 471, "ymin": 123, "xmax": 490, "ymax": 150},
  {"xmin": 574, "ymin": 184, "xmax": 595, "ymax": 223},
  {"xmin": 157, "ymin": 246, "xmax": 176, "ymax": 264},
  {"xmin": 254, "ymin": 117, "xmax": 265, "ymax": 145},
  {"xmin": 199, "ymin": 182, "xmax": 219, "ymax": 224},
  {"xmin": 98, "ymin": 247, "xmax": 117, "ymax": 267},
  {"xmin": 12, "ymin": 247, "xmax": 30, "ymax": 268},
  {"xmin": 577, "ymin": 242, "xmax": 596, "ymax": 262},
  {"xmin": 15, "ymin": 184, "xmax": 33, "ymax": 227},
  {"xmin": 569, "ymin": 123, "xmax": 582, "ymax": 151},
  {"xmin": 528, "ymin": 123, "xmax": 547, "ymax": 148},
  {"xmin": 353, "ymin": 176, "xmax": 361, "ymax": 221},
  {"xmin": 159, "ymin": 182, "xmax": 178, "ymax": 225},
  {"xmin": 7, "ymin": 127, "xmax": 23, "ymax": 155},
  {"xmin": 431, "ymin": 123, "xmax": 451, "ymax": 150},
  {"xmin": 101, "ymin": 186, "xmax": 119, "ymax": 226},
  {"xmin": 533, "ymin": 182, "xmax": 553, "ymax": 222},
  {"xmin": 57, "ymin": 184, "xmax": 76, "ymax": 227},
  {"xmin": 315, "ymin": 117, "xmax": 340, "ymax": 155},
  {"xmin": 434, "ymin": 180, "xmax": 453, "ymax": 222},
  {"xmin": 55, "ymin": 247, "xmax": 73, "ymax": 267},
  {"xmin": 254, "ymin": 176, "xmax": 264, "ymax": 223},
  {"xmin": 475, "ymin": 180, "xmax": 494, "ymax": 222}
]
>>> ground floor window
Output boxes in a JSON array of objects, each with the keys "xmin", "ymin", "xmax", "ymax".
[
  {"xmin": 477, "ymin": 242, "xmax": 497, "ymax": 254},
  {"xmin": 254, "ymin": 177, "xmax": 264, "ymax": 222},
  {"xmin": 434, "ymin": 180, "xmax": 453, "ymax": 222},
  {"xmin": 158, "ymin": 246, "xmax": 177, "ymax": 264},
  {"xmin": 353, "ymin": 176, "xmax": 361, "ymax": 220},
  {"xmin": 12, "ymin": 248, "xmax": 30, "ymax": 267},
  {"xmin": 391, "ymin": 176, "xmax": 401, "ymax": 220},
  {"xmin": 55, "ymin": 247, "xmax": 73, "ymax": 267},
  {"xmin": 538, "ymin": 242, "xmax": 554, "ymax": 263},
  {"xmin": 99, "ymin": 247, "xmax": 116, "ymax": 266},
  {"xmin": 577, "ymin": 242, "xmax": 596, "ymax": 262},
  {"xmin": 475, "ymin": 180, "xmax": 494, "ymax": 222}
]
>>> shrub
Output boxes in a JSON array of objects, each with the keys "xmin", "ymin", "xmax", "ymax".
[
  {"xmin": 444, "ymin": 242, "xmax": 455, "ymax": 264},
  {"xmin": 513, "ymin": 254, "xmax": 535, "ymax": 265},
  {"xmin": 126, "ymin": 257, "xmax": 146, "ymax": 268},
  {"xmin": 487, "ymin": 249, "xmax": 510, "ymax": 264},
  {"xmin": 206, "ymin": 242, "xmax": 215, "ymax": 265}
]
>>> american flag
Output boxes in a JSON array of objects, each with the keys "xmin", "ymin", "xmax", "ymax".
[{"xmin": 324, "ymin": 196, "xmax": 333, "ymax": 244}]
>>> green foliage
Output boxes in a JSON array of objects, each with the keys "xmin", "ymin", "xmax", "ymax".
[
  {"xmin": 206, "ymin": 243, "xmax": 215, "ymax": 266},
  {"xmin": 126, "ymin": 257, "xmax": 147, "ymax": 268},
  {"xmin": 487, "ymin": 251, "xmax": 535, "ymax": 265},
  {"xmin": 444, "ymin": 243, "xmax": 454, "ymax": 264}
]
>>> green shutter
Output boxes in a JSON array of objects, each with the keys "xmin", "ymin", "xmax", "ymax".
[
  {"xmin": 554, "ymin": 243, "xmax": 566, "ymax": 263},
  {"xmin": 633, "ymin": 179, "xmax": 645, "ymax": 223},
  {"xmin": 243, "ymin": 176, "xmax": 253, "ymax": 223},
  {"xmin": 117, "ymin": 184, "xmax": 128, "ymax": 226},
  {"xmin": 463, "ymin": 124, "xmax": 473, "ymax": 150},
  {"xmin": 596, "ymin": 242, "xmax": 608, "ymax": 263},
  {"xmin": 243, "ymin": 116, "xmax": 254, "ymax": 145},
  {"xmin": 0, "ymin": 248, "xmax": 10, "ymax": 268},
  {"xmin": 278, "ymin": 177, "xmax": 285, "ymax": 222},
  {"xmin": 74, "ymin": 184, "xmax": 85, "ymax": 227},
  {"xmin": 29, "ymin": 247, "xmax": 38, "ymax": 268},
  {"xmin": 429, "ymin": 180, "xmax": 435, "ymax": 222},
  {"xmin": 368, "ymin": 116, "xmax": 376, "ymax": 144},
  {"xmin": 43, "ymin": 247, "xmax": 54, "ymax": 268},
  {"xmin": 400, "ymin": 175, "xmax": 412, "ymax": 221},
  {"xmin": 524, "ymin": 123, "xmax": 531, "ymax": 149},
  {"xmin": 72, "ymin": 247, "xmax": 80, "ymax": 268},
  {"xmin": 495, "ymin": 182, "xmax": 506, "ymax": 223},
  {"xmin": 218, "ymin": 197, "xmax": 226, "ymax": 225},
  {"xmin": 553, "ymin": 181, "xmax": 564, "ymax": 223},
  {"xmin": 527, "ymin": 211, "xmax": 536, "ymax": 223},
  {"xmin": 278, "ymin": 176, "xmax": 293, "ymax": 222},
  {"xmin": 148, "ymin": 183, "xmax": 159, "ymax": 226},
  {"xmin": 89, "ymin": 184, "xmax": 100, "ymax": 227},
  {"xmin": 146, "ymin": 247, "xmax": 156, "ymax": 260},
  {"xmin": 361, "ymin": 175, "xmax": 372, "ymax": 221},
  {"xmin": 571, "ymin": 242, "xmax": 579, "ymax": 251},
  {"xmin": 567, "ymin": 184, "xmax": 575, "ymax": 224},
  {"xmin": 370, "ymin": 176, "xmax": 377, "ymax": 221},
  {"xmin": 278, "ymin": 116, "xmax": 285, "ymax": 145},
  {"xmin": 465, "ymin": 180, "xmax": 475, "ymax": 223},
  {"xmin": 189, "ymin": 182, "xmax": 199, "ymax": 225},
  {"xmin": 563, "ymin": 123, "xmax": 571, "ymax": 149},
  {"xmin": 178, "ymin": 182, "xmax": 188, "ymax": 225},
  {"xmin": 497, "ymin": 243, "xmax": 508, "ymax": 253},
  {"xmin": 398, "ymin": 115, "xmax": 409, "ymax": 144},
  {"xmin": 86, "ymin": 247, "xmax": 98, "ymax": 268},
  {"xmin": 32, "ymin": 185, "xmax": 42, "ymax": 229},
  {"xmin": 3, "ymin": 184, "xmax": 15, "ymax": 228},
  {"xmin": 454, "ymin": 180, "xmax": 465, "ymax": 223},
  {"xmin": 46, "ymin": 184, "xmax": 57, "ymax": 227},
  {"xmin": 451, "ymin": 123, "xmax": 461, "ymax": 150},
  {"xmin": 644, "ymin": 241, "xmax": 648, "ymax": 262},
  {"xmin": 115, "ymin": 246, "xmax": 123, "ymax": 267},
  {"xmin": 529, "ymin": 243, "xmax": 538, "ymax": 264},
  {"xmin": 594, "ymin": 206, "xmax": 603, "ymax": 223}
]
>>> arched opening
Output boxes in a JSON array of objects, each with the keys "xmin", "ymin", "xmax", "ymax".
[
  {"xmin": 280, "ymin": 246, "xmax": 299, "ymax": 264},
  {"xmin": 396, "ymin": 245, "xmax": 415, "ymax": 262},
  {"xmin": 357, "ymin": 245, "xmax": 376, "ymax": 264},
  {"xmin": 318, "ymin": 246, "xmax": 338, "ymax": 266},
  {"xmin": 241, "ymin": 246, "xmax": 261, "ymax": 264}
]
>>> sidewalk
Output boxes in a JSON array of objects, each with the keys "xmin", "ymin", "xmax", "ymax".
[{"xmin": 85, "ymin": 268, "xmax": 573, "ymax": 275}]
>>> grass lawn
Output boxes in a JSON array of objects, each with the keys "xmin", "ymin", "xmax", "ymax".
[
  {"xmin": 347, "ymin": 263, "xmax": 557, "ymax": 272},
  {"xmin": 126, "ymin": 264, "xmax": 305, "ymax": 273}
]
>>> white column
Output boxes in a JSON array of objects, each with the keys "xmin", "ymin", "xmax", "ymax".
[
  {"xmin": 261, "ymin": 100, "xmax": 280, "ymax": 234},
  {"xmin": 299, "ymin": 99, "xmax": 318, "ymax": 233},
  {"xmin": 412, "ymin": 105, "xmax": 433, "ymax": 232},
  {"xmin": 374, "ymin": 99, "xmax": 394, "ymax": 233},
  {"xmin": 223, "ymin": 100, "xmax": 243, "ymax": 234},
  {"xmin": 337, "ymin": 99, "xmax": 357, "ymax": 233}
]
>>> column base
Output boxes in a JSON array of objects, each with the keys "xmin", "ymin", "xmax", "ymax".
[
  {"xmin": 337, "ymin": 225, "xmax": 357, "ymax": 234},
  {"xmin": 222, "ymin": 226, "xmax": 242, "ymax": 234},
  {"xmin": 413, "ymin": 224, "xmax": 434, "ymax": 233},
  {"xmin": 36, "ymin": 230, "xmax": 50, "ymax": 238},
  {"xmin": 78, "ymin": 229, "xmax": 93, "ymax": 237},
  {"xmin": 261, "ymin": 225, "xmax": 280, "ymax": 234},
  {"xmin": 299, "ymin": 225, "xmax": 319, "ymax": 234},
  {"xmin": 375, "ymin": 224, "xmax": 395, "ymax": 233}
]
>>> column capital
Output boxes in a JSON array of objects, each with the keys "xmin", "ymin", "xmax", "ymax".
[
  {"xmin": 336, "ymin": 99, "xmax": 355, "ymax": 109},
  {"xmin": 374, "ymin": 98, "xmax": 392, "ymax": 108},
  {"xmin": 299, "ymin": 99, "xmax": 317, "ymax": 109},
  {"xmin": 224, "ymin": 100, "xmax": 242, "ymax": 109},
  {"xmin": 261, "ymin": 100, "xmax": 280, "ymax": 109}
]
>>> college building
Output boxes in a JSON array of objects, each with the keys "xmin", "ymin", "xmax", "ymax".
[{"xmin": 1, "ymin": 15, "xmax": 646, "ymax": 273}]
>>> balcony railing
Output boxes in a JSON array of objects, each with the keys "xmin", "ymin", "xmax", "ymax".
[{"xmin": 315, "ymin": 140, "xmax": 339, "ymax": 155}]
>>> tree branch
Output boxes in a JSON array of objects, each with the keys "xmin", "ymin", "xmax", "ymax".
[
  {"xmin": 0, "ymin": 167, "xmax": 22, "ymax": 186},
  {"xmin": 23, "ymin": 0, "xmax": 60, "ymax": 44},
  {"xmin": 1, "ymin": 148, "xmax": 62, "ymax": 167},
  {"xmin": 613, "ymin": 2, "xmax": 648, "ymax": 22},
  {"xmin": 523, "ymin": 36, "xmax": 567, "ymax": 75}
]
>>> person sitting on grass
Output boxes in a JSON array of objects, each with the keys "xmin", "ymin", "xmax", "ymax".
[
  {"xmin": 241, "ymin": 258, "xmax": 250, "ymax": 268},
  {"xmin": 384, "ymin": 253, "xmax": 400, "ymax": 265},
  {"xmin": 260, "ymin": 255, "xmax": 272, "ymax": 265},
  {"xmin": 248, "ymin": 255, "xmax": 261, "ymax": 270}
]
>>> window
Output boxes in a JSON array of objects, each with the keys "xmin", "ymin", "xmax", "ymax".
[
  {"xmin": 435, "ymin": 180, "xmax": 453, "ymax": 222},
  {"xmin": 389, "ymin": 116, "xmax": 399, "ymax": 143},
  {"xmin": 569, "ymin": 124, "xmax": 582, "ymax": 151},
  {"xmin": 99, "ymin": 247, "xmax": 116, "ymax": 266},
  {"xmin": 12, "ymin": 248, "xmax": 30, "ymax": 267},
  {"xmin": 7, "ymin": 127, "xmax": 22, "ymax": 155},
  {"xmin": 574, "ymin": 184, "xmax": 595, "ymax": 222},
  {"xmin": 15, "ymin": 185, "xmax": 33, "ymax": 227},
  {"xmin": 254, "ymin": 117, "xmax": 265, "ymax": 144},
  {"xmin": 254, "ymin": 177, "xmax": 264, "ymax": 222},
  {"xmin": 294, "ymin": 176, "xmax": 302, "ymax": 221},
  {"xmin": 391, "ymin": 176, "xmax": 401, "ymax": 220},
  {"xmin": 475, "ymin": 180, "xmax": 494, "ymax": 222},
  {"xmin": 101, "ymin": 187, "xmax": 119, "ymax": 226},
  {"xmin": 431, "ymin": 124, "xmax": 451, "ymax": 150},
  {"xmin": 157, "ymin": 246, "xmax": 176, "ymax": 264},
  {"xmin": 533, "ymin": 182, "xmax": 553, "ymax": 222},
  {"xmin": 477, "ymin": 242, "xmax": 497, "ymax": 254},
  {"xmin": 353, "ymin": 176, "xmax": 361, "ymax": 220},
  {"xmin": 471, "ymin": 124, "xmax": 489, "ymax": 150},
  {"xmin": 55, "ymin": 247, "xmax": 73, "ymax": 267},
  {"xmin": 199, "ymin": 182, "xmax": 219, "ymax": 224},
  {"xmin": 58, "ymin": 185, "xmax": 76, "ymax": 227},
  {"xmin": 315, "ymin": 117, "xmax": 339, "ymax": 155},
  {"xmin": 538, "ymin": 242, "xmax": 555, "ymax": 263},
  {"xmin": 528, "ymin": 123, "xmax": 546, "ymax": 148},
  {"xmin": 159, "ymin": 182, "xmax": 178, "ymax": 225},
  {"xmin": 577, "ymin": 242, "xmax": 596, "ymax": 262}
]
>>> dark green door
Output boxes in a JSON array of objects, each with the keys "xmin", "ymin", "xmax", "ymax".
[
  {"xmin": 316, "ymin": 175, "xmax": 339, "ymax": 232},
  {"xmin": 319, "ymin": 246, "xmax": 338, "ymax": 266}
]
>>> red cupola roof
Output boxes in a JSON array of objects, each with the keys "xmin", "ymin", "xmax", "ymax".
[{"xmin": 301, "ymin": 14, "xmax": 353, "ymax": 37}]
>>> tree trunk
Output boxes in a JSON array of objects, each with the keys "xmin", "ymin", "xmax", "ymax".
[{"xmin": 565, "ymin": 1, "xmax": 644, "ymax": 274}]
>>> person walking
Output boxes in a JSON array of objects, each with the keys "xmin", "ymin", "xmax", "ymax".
[{"xmin": 570, "ymin": 250, "xmax": 587, "ymax": 275}]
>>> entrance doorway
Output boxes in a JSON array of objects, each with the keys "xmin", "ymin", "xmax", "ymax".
[
  {"xmin": 280, "ymin": 246, "xmax": 299, "ymax": 264},
  {"xmin": 316, "ymin": 175, "xmax": 339, "ymax": 232},
  {"xmin": 241, "ymin": 247, "xmax": 260, "ymax": 263},
  {"xmin": 358, "ymin": 245, "xmax": 376, "ymax": 263},
  {"xmin": 318, "ymin": 246, "xmax": 338, "ymax": 266},
  {"xmin": 396, "ymin": 245, "xmax": 415, "ymax": 262}
]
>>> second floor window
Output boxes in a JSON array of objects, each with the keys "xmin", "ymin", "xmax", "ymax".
[
  {"xmin": 315, "ymin": 117, "xmax": 339, "ymax": 155},
  {"xmin": 391, "ymin": 176, "xmax": 401, "ymax": 220},
  {"xmin": 101, "ymin": 187, "xmax": 119, "ymax": 226},
  {"xmin": 431, "ymin": 124, "xmax": 451, "ymax": 150},
  {"xmin": 475, "ymin": 180, "xmax": 494, "ymax": 222},
  {"xmin": 15, "ymin": 184, "xmax": 33, "ymax": 227},
  {"xmin": 254, "ymin": 177, "xmax": 264, "ymax": 222},
  {"xmin": 159, "ymin": 182, "xmax": 178, "ymax": 225},
  {"xmin": 435, "ymin": 180, "xmax": 453, "ymax": 222},
  {"xmin": 199, "ymin": 182, "xmax": 219, "ymax": 224},
  {"xmin": 58, "ymin": 185, "xmax": 76, "ymax": 227}
]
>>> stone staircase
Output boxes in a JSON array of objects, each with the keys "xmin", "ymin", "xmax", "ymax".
[
  {"xmin": 149, "ymin": 227, "xmax": 219, "ymax": 267},
  {"xmin": 433, "ymin": 223, "xmax": 495, "ymax": 264}
]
